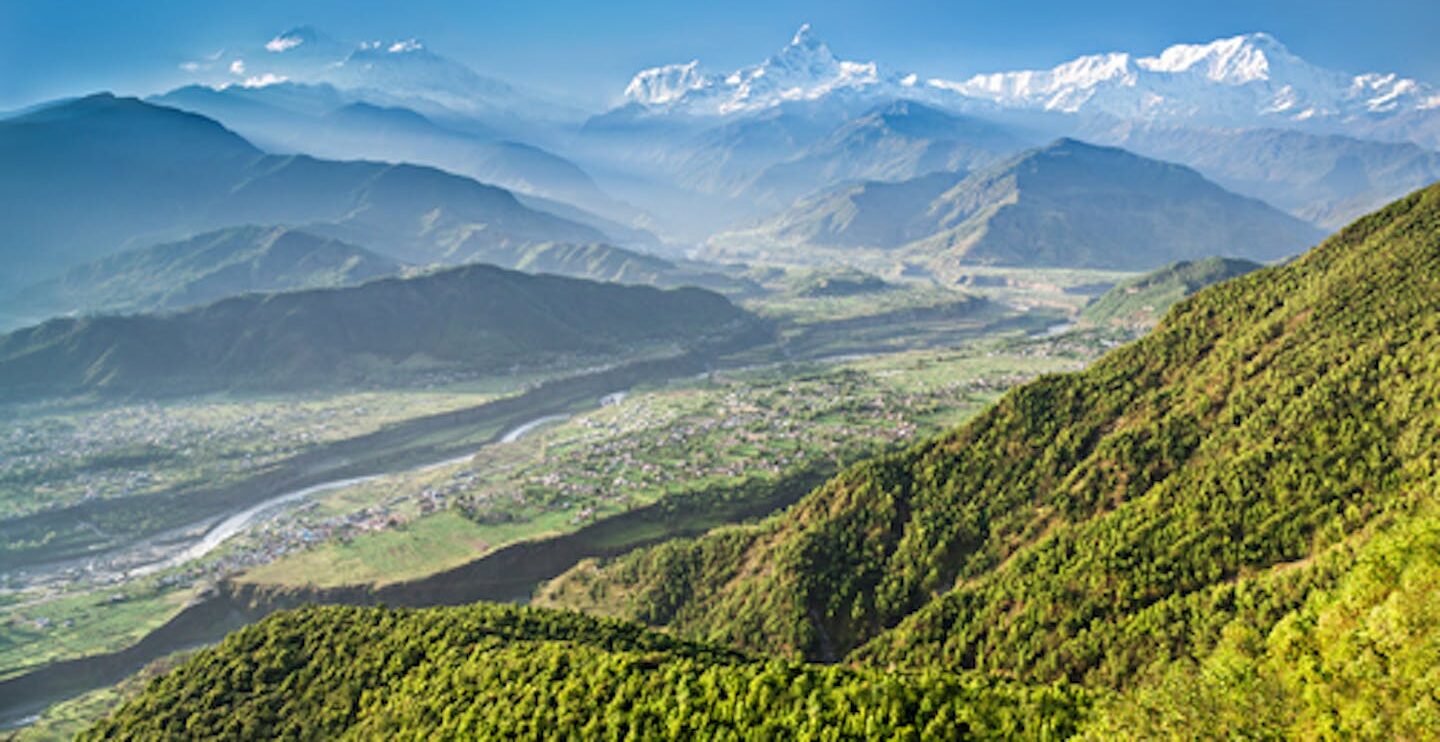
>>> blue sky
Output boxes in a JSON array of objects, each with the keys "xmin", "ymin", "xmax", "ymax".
[{"xmin": 3, "ymin": 0, "xmax": 1439, "ymax": 110}]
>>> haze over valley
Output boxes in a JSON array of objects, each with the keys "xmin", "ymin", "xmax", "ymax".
[{"xmin": 2, "ymin": 4, "xmax": 1439, "ymax": 739}]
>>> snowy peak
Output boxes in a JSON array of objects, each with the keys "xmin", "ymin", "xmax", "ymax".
[
  {"xmin": 174, "ymin": 25, "xmax": 577, "ymax": 119},
  {"xmin": 1136, "ymin": 33, "xmax": 1297, "ymax": 83},
  {"xmin": 790, "ymin": 23, "xmax": 817, "ymax": 47},
  {"xmin": 769, "ymin": 22, "xmax": 838, "ymax": 71},
  {"xmin": 617, "ymin": 28, "xmax": 1438, "ymax": 133},
  {"xmin": 326, "ymin": 38, "xmax": 519, "ymax": 111},
  {"xmin": 935, "ymin": 32, "xmax": 1435, "ymax": 125},
  {"xmin": 623, "ymin": 61, "xmax": 712, "ymax": 106},
  {"xmin": 621, "ymin": 24, "xmax": 895, "ymax": 114}
]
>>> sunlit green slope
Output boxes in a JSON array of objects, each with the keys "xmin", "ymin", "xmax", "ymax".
[
  {"xmin": 541, "ymin": 183, "xmax": 1440, "ymax": 739},
  {"xmin": 82, "ymin": 604, "xmax": 1087, "ymax": 740}
]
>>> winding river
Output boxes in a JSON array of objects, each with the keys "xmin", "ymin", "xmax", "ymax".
[{"xmin": 128, "ymin": 405, "xmax": 587, "ymax": 579}]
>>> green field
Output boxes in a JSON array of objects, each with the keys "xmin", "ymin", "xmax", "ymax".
[
  {"xmin": 6, "ymin": 651, "xmax": 193, "ymax": 742},
  {"xmin": 0, "ymin": 584, "xmax": 196, "ymax": 682},
  {"xmin": 240, "ymin": 510, "xmax": 558, "ymax": 588},
  {"xmin": 238, "ymin": 342, "xmax": 1087, "ymax": 591},
  {"xmin": 1, "ymin": 269, "xmax": 1118, "ymax": 736},
  {"xmin": 0, "ymin": 384, "xmax": 520, "ymax": 520}
]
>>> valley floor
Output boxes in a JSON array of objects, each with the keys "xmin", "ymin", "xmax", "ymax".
[{"xmin": 0, "ymin": 269, "xmax": 1132, "ymax": 738}]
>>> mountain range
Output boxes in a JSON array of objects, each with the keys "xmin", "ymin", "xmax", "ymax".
[
  {"xmin": 83, "ymin": 175, "xmax": 1440, "ymax": 742},
  {"xmin": 119, "ymin": 24, "xmax": 1440, "ymax": 245},
  {"xmin": 1090, "ymin": 122, "xmax": 1440, "ymax": 228},
  {"xmin": 0, "ymin": 227, "xmax": 756, "ymax": 336},
  {"xmin": 710, "ymin": 139, "xmax": 1323, "ymax": 270},
  {"xmin": 5, "ymin": 17, "xmax": 1440, "ymax": 740},
  {"xmin": 0, "ymin": 94, "xmax": 612, "ymax": 286},
  {"xmin": 0, "ymin": 262, "xmax": 752, "ymax": 399},
  {"xmin": 740, "ymin": 100, "xmax": 1030, "ymax": 208},
  {"xmin": 586, "ymin": 27, "xmax": 1440, "ymax": 236},
  {"xmin": 148, "ymin": 84, "xmax": 647, "ymax": 232},
  {"xmin": 10, "ymin": 226, "xmax": 401, "ymax": 320},
  {"xmin": 183, "ymin": 25, "xmax": 581, "ymax": 127},
  {"xmin": 622, "ymin": 26, "xmax": 1440, "ymax": 141}
]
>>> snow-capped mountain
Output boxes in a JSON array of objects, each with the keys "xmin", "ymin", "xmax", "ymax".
[
  {"xmin": 179, "ymin": 26, "xmax": 580, "ymax": 124},
  {"xmin": 934, "ymin": 32, "xmax": 1439, "ymax": 126},
  {"xmin": 619, "ymin": 26, "xmax": 1440, "ymax": 140},
  {"xmin": 323, "ymin": 38, "xmax": 523, "ymax": 114},
  {"xmin": 623, "ymin": 25, "xmax": 904, "ymax": 115}
]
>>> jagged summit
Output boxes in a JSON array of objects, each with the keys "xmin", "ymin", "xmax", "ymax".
[
  {"xmin": 621, "ymin": 24, "xmax": 895, "ymax": 115},
  {"xmin": 174, "ymin": 26, "xmax": 571, "ymax": 120},
  {"xmin": 936, "ymin": 32, "xmax": 1434, "ymax": 124},
  {"xmin": 622, "ymin": 60, "xmax": 711, "ymax": 107},
  {"xmin": 617, "ymin": 27, "xmax": 1438, "ymax": 132},
  {"xmin": 790, "ymin": 23, "xmax": 816, "ymax": 47},
  {"xmin": 1135, "ymin": 32, "xmax": 1298, "ymax": 82}
]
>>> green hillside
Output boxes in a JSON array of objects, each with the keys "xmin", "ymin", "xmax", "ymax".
[
  {"xmin": 82, "ymin": 603, "xmax": 1088, "ymax": 741},
  {"xmin": 537, "ymin": 182, "xmax": 1440, "ymax": 737},
  {"xmin": 1079, "ymin": 256, "xmax": 1263, "ymax": 328},
  {"xmin": 0, "ymin": 263, "xmax": 751, "ymax": 399},
  {"xmin": 73, "ymin": 180, "xmax": 1440, "ymax": 739}
]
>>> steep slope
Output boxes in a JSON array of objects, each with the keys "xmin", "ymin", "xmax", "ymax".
[
  {"xmin": 82, "ymin": 604, "xmax": 1087, "ymax": 740},
  {"xmin": 911, "ymin": 139, "xmax": 1322, "ymax": 269},
  {"xmin": 13, "ymin": 226, "xmax": 401, "ymax": 317},
  {"xmin": 1079, "ymin": 256, "xmax": 1263, "ymax": 328},
  {"xmin": 711, "ymin": 139, "xmax": 1324, "ymax": 270},
  {"xmin": 540, "ymin": 181, "xmax": 1440, "ymax": 721},
  {"xmin": 0, "ymin": 94, "xmax": 604, "ymax": 285},
  {"xmin": 1080, "ymin": 504, "xmax": 1440, "ymax": 738},
  {"xmin": 0, "ymin": 263, "xmax": 751, "ymax": 398}
]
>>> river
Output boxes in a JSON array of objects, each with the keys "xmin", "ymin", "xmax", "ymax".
[{"xmin": 126, "ymin": 406, "xmax": 588, "ymax": 579}]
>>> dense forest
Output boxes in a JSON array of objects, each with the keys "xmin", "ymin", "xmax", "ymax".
[
  {"xmin": 82, "ymin": 604, "xmax": 1088, "ymax": 740},
  {"xmin": 90, "ymin": 185, "xmax": 1440, "ymax": 737},
  {"xmin": 538, "ymin": 183, "xmax": 1440, "ymax": 736},
  {"xmin": 1078, "ymin": 256, "xmax": 1263, "ymax": 328}
]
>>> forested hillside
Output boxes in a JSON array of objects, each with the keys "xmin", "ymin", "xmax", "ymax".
[
  {"xmin": 539, "ymin": 183, "xmax": 1440, "ymax": 737},
  {"xmin": 83, "ymin": 185, "xmax": 1440, "ymax": 738},
  {"xmin": 1079, "ymin": 256, "xmax": 1263, "ymax": 328},
  {"xmin": 0, "ymin": 263, "xmax": 751, "ymax": 398},
  {"xmin": 82, "ymin": 604, "xmax": 1088, "ymax": 740}
]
